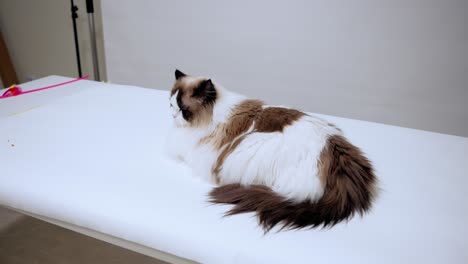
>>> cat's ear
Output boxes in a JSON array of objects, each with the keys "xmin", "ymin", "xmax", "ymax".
[
  {"xmin": 192, "ymin": 79, "xmax": 217, "ymax": 104},
  {"xmin": 175, "ymin": 69, "xmax": 187, "ymax": 80}
]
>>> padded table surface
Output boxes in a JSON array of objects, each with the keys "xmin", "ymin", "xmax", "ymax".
[{"xmin": 1, "ymin": 76, "xmax": 467, "ymax": 264}]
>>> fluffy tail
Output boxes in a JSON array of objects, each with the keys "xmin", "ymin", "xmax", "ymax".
[{"xmin": 209, "ymin": 135, "xmax": 378, "ymax": 232}]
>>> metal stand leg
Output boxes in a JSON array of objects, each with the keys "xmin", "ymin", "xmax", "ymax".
[
  {"xmin": 70, "ymin": 0, "xmax": 82, "ymax": 78},
  {"xmin": 86, "ymin": 0, "xmax": 100, "ymax": 81}
]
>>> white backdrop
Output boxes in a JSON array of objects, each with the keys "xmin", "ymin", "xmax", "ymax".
[{"xmin": 100, "ymin": 0, "xmax": 468, "ymax": 137}]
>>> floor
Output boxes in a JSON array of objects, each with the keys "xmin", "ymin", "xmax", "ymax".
[{"xmin": 0, "ymin": 206, "xmax": 168, "ymax": 264}]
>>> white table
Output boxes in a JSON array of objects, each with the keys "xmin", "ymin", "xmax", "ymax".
[{"xmin": 1, "ymin": 76, "xmax": 467, "ymax": 264}]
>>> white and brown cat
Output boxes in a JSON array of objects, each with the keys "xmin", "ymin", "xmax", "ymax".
[{"xmin": 166, "ymin": 69, "xmax": 378, "ymax": 231}]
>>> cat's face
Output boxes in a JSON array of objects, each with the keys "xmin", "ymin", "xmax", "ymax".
[{"xmin": 169, "ymin": 69, "xmax": 218, "ymax": 127}]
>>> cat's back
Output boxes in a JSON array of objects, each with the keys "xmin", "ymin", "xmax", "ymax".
[{"xmin": 219, "ymin": 103, "xmax": 342, "ymax": 200}]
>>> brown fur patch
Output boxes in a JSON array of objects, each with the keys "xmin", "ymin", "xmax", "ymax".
[
  {"xmin": 203, "ymin": 101, "xmax": 305, "ymax": 149},
  {"xmin": 218, "ymin": 100, "xmax": 263, "ymax": 148},
  {"xmin": 208, "ymin": 101, "xmax": 306, "ymax": 181},
  {"xmin": 209, "ymin": 134, "xmax": 378, "ymax": 232},
  {"xmin": 318, "ymin": 135, "xmax": 378, "ymax": 210},
  {"xmin": 255, "ymin": 107, "xmax": 305, "ymax": 133},
  {"xmin": 208, "ymin": 100, "xmax": 262, "ymax": 179},
  {"xmin": 199, "ymin": 99, "xmax": 263, "ymax": 149}
]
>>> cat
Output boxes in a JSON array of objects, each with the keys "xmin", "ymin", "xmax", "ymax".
[{"xmin": 166, "ymin": 69, "xmax": 378, "ymax": 231}]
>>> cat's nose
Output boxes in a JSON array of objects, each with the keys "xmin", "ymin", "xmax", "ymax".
[{"xmin": 172, "ymin": 113, "xmax": 177, "ymax": 118}]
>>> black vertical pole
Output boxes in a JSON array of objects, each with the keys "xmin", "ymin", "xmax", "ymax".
[
  {"xmin": 70, "ymin": 0, "xmax": 82, "ymax": 77},
  {"xmin": 86, "ymin": 0, "xmax": 101, "ymax": 81},
  {"xmin": 86, "ymin": 0, "xmax": 94, "ymax": 13}
]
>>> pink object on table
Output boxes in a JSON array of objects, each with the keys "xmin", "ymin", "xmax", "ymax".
[{"xmin": 0, "ymin": 75, "xmax": 89, "ymax": 99}]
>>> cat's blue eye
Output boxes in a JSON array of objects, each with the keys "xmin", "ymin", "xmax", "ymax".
[{"xmin": 170, "ymin": 103, "xmax": 173, "ymax": 107}]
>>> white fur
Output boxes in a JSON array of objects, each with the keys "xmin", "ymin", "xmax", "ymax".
[
  {"xmin": 169, "ymin": 90, "xmax": 187, "ymax": 127},
  {"xmin": 211, "ymin": 84, "xmax": 246, "ymax": 124},
  {"xmin": 166, "ymin": 87, "xmax": 341, "ymax": 202}
]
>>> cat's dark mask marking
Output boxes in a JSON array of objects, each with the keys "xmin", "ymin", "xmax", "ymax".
[
  {"xmin": 170, "ymin": 69, "xmax": 218, "ymax": 125},
  {"xmin": 193, "ymin": 79, "xmax": 217, "ymax": 106},
  {"xmin": 176, "ymin": 89, "xmax": 193, "ymax": 121}
]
